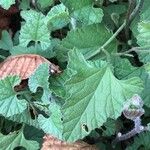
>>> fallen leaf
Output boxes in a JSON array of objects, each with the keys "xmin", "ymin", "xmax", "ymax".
[
  {"xmin": 0, "ymin": 54, "xmax": 60, "ymax": 80},
  {"xmin": 41, "ymin": 135, "xmax": 98, "ymax": 150}
]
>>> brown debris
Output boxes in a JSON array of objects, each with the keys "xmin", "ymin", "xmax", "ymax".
[
  {"xmin": 41, "ymin": 135, "xmax": 98, "ymax": 150},
  {"xmin": 0, "ymin": 54, "xmax": 61, "ymax": 80},
  {"xmin": 0, "ymin": 5, "xmax": 19, "ymax": 30}
]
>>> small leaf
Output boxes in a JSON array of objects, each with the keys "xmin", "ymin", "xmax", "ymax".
[
  {"xmin": 71, "ymin": 6, "xmax": 103, "ymax": 26},
  {"xmin": 0, "ymin": 76, "xmax": 27, "ymax": 117},
  {"xmin": 7, "ymin": 109, "xmax": 40, "ymax": 128},
  {"xmin": 38, "ymin": 103, "xmax": 63, "ymax": 139},
  {"xmin": 0, "ymin": 0, "xmax": 15, "ymax": 9},
  {"xmin": 61, "ymin": 0, "xmax": 93, "ymax": 12},
  {"xmin": 45, "ymin": 4, "xmax": 70, "ymax": 31},
  {"xmin": 37, "ymin": 0, "xmax": 53, "ymax": 9},
  {"xmin": 0, "ymin": 130, "xmax": 39, "ymax": 150},
  {"xmin": 62, "ymin": 50, "xmax": 143, "ymax": 142},
  {"xmin": 20, "ymin": 10, "xmax": 51, "ymax": 50},
  {"xmin": 28, "ymin": 63, "xmax": 51, "ymax": 104},
  {"xmin": 0, "ymin": 31, "xmax": 13, "ymax": 51}
]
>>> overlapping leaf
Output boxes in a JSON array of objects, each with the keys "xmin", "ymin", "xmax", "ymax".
[
  {"xmin": 37, "ymin": 0, "xmax": 53, "ymax": 9},
  {"xmin": 113, "ymin": 57, "xmax": 150, "ymax": 108},
  {"xmin": 61, "ymin": 0, "xmax": 93, "ymax": 12},
  {"xmin": 0, "ymin": 54, "xmax": 51, "ymax": 80},
  {"xmin": 62, "ymin": 50, "xmax": 143, "ymax": 141},
  {"xmin": 71, "ymin": 6, "xmax": 103, "ymax": 26},
  {"xmin": 0, "ymin": 76, "xmax": 27, "ymax": 117},
  {"xmin": 45, "ymin": 4, "xmax": 70, "ymax": 31},
  {"xmin": 7, "ymin": 109, "xmax": 39, "ymax": 128},
  {"xmin": 56, "ymin": 24, "xmax": 117, "ymax": 61},
  {"xmin": 38, "ymin": 103, "xmax": 63, "ymax": 139},
  {"xmin": 0, "ymin": 31, "xmax": 13, "ymax": 51},
  {"xmin": 28, "ymin": 63, "xmax": 51, "ymax": 104},
  {"xmin": 0, "ymin": 130, "xmax": 39, "ymax": 150},
  {"xmin": 19, "ymin": 10, "xmax": 51, "ymax": 50},
  {"xmin": 0, "ymin": 0, "xmax": 15, "ymax": 9}
]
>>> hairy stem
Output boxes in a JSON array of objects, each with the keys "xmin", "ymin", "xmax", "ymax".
[
  {"xmin": 115, "ymin": 46, "xmax": 150, "ymax": 56},
  {"xmin": 88, "ymin": 21, "xmax": 126, "ymax": 60},
  {"xmin": 88, "ymin": 0, "xmax": 144, "ymax": 60}
]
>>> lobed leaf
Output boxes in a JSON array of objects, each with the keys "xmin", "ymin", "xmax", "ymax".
[
  {"xmin": 19, "ymin": 10, "xmax": 51, "ymax": 50},
  {"xmin": 0, "ymin": 130, "xmax": 39, "ymax": 150},
  {"xmin": 62, "ymin": 50, "xmax": 143, "ymax": 141}
]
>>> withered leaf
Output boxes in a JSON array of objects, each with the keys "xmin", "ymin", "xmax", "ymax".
[
  {"xmin": 0, "ymin": 54, "xmax": 60, "ymax": 80},
  {"xmin": 41, "ymin": 135, "xmax": 98, "ymax": 150}
]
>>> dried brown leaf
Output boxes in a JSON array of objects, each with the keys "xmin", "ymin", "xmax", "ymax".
[
  {"xmin": 0, "ymin": 54, "xmax": 61, "ymax": 80},
  {"xmin": 41, "ymin": 135, "xmax": 98, "ymax": 150}
]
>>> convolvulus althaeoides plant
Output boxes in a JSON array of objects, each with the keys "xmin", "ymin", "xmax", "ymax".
[{"xmin": 113, "ymin": 95, "xmax": 150, "ymax": 145}]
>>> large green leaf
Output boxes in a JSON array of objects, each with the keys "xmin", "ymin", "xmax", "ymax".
[
  {"xmin": 0, "ymin": 0, "xmax": 15, "ymax": 9},
  {"xmin": 62, "ymin": 50, "xmax": 143, "ymax": 142},
  {"xmin": 45, "ymin": 3, "xmax": 70, "ymax": 31},
  {"xmin": 38, "ymin": 102, "xmax": 63, "ymax": 139},
  {"xmin": 0, "ymin": 76, "xmax": 27, "ymax": 117},
  {"xmin": 56, "ymin": 24, "xmax": 117, "ymax": 61},
  {"xmin": 0, "ymin": 130, "xmax": 39, "ymax": 150},
  {"xmin": 71, "ymin": 6, "xmax": 103, "ymax": 26},
  {"xmin": 29, "ymin": 63, "xmax": 51, "ymax": 104},
  {"xmin": 19, "ymin": 10, "xmax": 51, "ymax": 50}
]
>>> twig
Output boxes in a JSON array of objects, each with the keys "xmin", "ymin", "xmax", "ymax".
[
  {"xmin": 115, "ymin": 46, "xmax": 150, "ymax": 56},
  {"xmin": 87, "ymin": 0, "xmax": 144, "ymax": 60},
  {"xmin": 87, "ymin": 21, "xmax": 126, "ymax": 60}
]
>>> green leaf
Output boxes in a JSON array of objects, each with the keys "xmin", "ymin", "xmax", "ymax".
[
  {"xmin": 0, "ymin": 76, "xmax": 27, "ymax": 117},
  {"xmin": 37, "ymin": 0, "xmax": 53, "ymax": 9},
  {"xmin": 7, "ymin": 109, "xmax": 40, "ymax": 128},
  {"xmin": 0, "ymin": 31, "xmax": 13, "ymax": 51},
  {"xmin": 56, "ymin": 24, "xmax": 117, "ymax": 61},
  {"xmin": 61, "ymin": 0, "xmax": 93, "ymax": 12},
  {"xmin": 0, "ymin": 0, "xmax": 15, "ymax": 9},
  {"xmin": 71, "ymin": 6, "xmax": 103, "ymax": 26},
  {"xmin": 10, "ymin": 44, "xmax": 55, "ymax": 58},
  {"xmin": 103, "ymin": 119, "xmax": 121, "ymax": 136},
  {"xmin": 62, "ymin": 50, "xmax": 143, "ymax": 142},
  {"xmin": 137, "ymin": 21, "xmax": 150, "ymax": 47},
  {"xmin": 28, "ymin": 63, "xmax": 51, "ymax": 104},
  {"xmin": 19, "ymin": 0, "xmax": 30, "ymax": 10},
  {"xmin": 0, "ymin": 130, "xmax": 39, "ymax": 150},
  {"xmin": 113, "ymin": 57, "xmax": 150, "ymax": 108},
  {"xmin": 126, "ymin": 132, "xmax": 150, "ymax": 150},
  {"xmin": 19, "ymin": 10, "xmax": 51, "ymax": 50},
  {"xmin": 38, "ymin": 103, "xmax": 63, "ymax": 139},
  {"xmin": 45, "ymin": 4, "xmax": 70, "ymax": 31}
]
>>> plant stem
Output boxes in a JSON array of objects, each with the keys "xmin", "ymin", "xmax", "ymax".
[
  {"xmin": 88, "ymin": 0, "xmax": 144, "ymax": 60},
  {"xmin": 116, "ymin": 46, "xmax": 150, "ymax": 56},
  {"xmin": 88, "ymin": 21, "xmax": 126, "ymax": 59}
]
